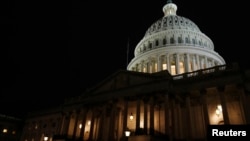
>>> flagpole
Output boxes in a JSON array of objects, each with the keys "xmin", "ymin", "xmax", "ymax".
[{"xmin": 126, "ymin": 37, "xmax": 130, "ymax": 67}]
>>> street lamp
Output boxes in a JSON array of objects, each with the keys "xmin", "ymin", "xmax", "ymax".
[{"xmin": 125, "ymin": 128, "xmax": 131, "ymax": 137}]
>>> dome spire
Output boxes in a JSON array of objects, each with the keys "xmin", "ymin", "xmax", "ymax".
[{"xmin": 163, "ymin": 0, "xmax": 177, "ymax": 16}]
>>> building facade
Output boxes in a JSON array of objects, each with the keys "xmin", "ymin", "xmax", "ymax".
[
  {"xmin": 20, "ymin": 64, "xmax": 250, "ymax": 141},
  {"xmin": 20, "ymin": 1, "xmax": 250, "ymax": 141},
  {"xmin": 0, "ymin": 114, "xmax": 23, "ymax": 141}
]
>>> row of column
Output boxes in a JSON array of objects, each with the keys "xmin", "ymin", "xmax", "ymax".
[
  {"xmin": 131, "ymin": 53, "xmax": 217, "ymax": 75},
  {"xmin": 57, "ymin": 86, "xmax": 249, "ymax": 141},
  {"xmin": 59, "ymin": 104, "xmax": 123, "ymax": 141}
]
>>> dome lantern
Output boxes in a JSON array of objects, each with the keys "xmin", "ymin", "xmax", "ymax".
[{"xmin": 163, "ymin": 0, "xmax": 177, "ymax": 16}]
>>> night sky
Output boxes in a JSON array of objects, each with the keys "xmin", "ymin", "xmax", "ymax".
[{"xmin": 2, "ymin": 0, "xmax": 250, "ymax": 118}]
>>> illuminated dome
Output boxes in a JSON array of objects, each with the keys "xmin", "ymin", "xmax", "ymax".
[{"xmin": 127, "ymin": 0, "xmax": 225, "ymax": 75}]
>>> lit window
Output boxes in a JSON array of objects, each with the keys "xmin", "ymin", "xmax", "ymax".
[
  {"xmin": 12, "ymin": 130, "xmax": 16, "ymax": 134},
  {"xmin": 171, "ymin": 65, "xmax": 176, "ymax": 75},
  {"xmin": 3, "ymin": 129, "xmax": 7, "ymax": 133},
  {"xmin": 162, "ymin": 63, "xmax": 167, "ymax": 70},
  {"xmin": 179, "ymin": 62, "xmax": 184, "ymax": 73}
]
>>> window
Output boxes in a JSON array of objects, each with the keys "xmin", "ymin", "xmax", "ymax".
[
  {"xmin": 163, "ymin": 38, "xmax": 167, "ymax": 45},
  {"xmin": 149, "ymin": 43, "xmax": 152, "ymax": 49},
  {"xmin": 178, "ymin": 37, "xmax": 183, "ymax": 43},
  {"xmin": 170, "ymin": 37, "xmax": 175, "ymax": 44},
  {"xmin": 192, "ymin": 39, "xmax": 196, "ymax": 44},
  {"xmin": 185, "ymin": 37, "xmax": 190, "ymax": 44},
  {"xmin": 155, "ymin": 40, "xmax": 159, "ymax": 46}
]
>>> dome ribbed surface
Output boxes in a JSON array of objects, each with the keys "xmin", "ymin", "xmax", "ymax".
[{"xmin": 144, "ymin": 15, "xmax": 200, "ymax": 37}]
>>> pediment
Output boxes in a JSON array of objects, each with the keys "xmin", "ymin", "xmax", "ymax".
[{"xmin": 84, "ymin": 69, "xmax": 172, "ymax": 96}]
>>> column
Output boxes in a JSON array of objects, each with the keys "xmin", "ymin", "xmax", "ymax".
[
  {"xmin": 135, "ymin": 64, "xmax": 139, "ymax": 72},
  {"xmin": 173, "ymin": 102, "xmax": 181, "ymax": 139},
  {"xmin": 157, "ymin": 56, "xmax": 162, "ymax": 72},
  {"xmin": 192, "ymin": 55, "xmax": 196, "ymax": 71},
  {"xmin": 148, "ymin": 59, "xmax": 152, "ymax": 73},
  {"xmin": 164, "ymin": 94, "xmax": 170, "ymax": 137},
  {"xmin": 117, "ymin": 108, "xmax": 123, "ymax": 140},
  {"xmin": 238, "ymin": 85, "xmax": 250, "ymax": 124},
  {"xmin": 217, "ymin": 86, "xmax": 230, "ymax": 124},
  {"xmin": 149, "ymin": 98, "xmax": 154, "ymax": 135},
  {"xmin": 146, "ymin": 61, "xmax": 150, "ymax": 73},
  {"xmin": 196, "ymin": 54, "xmax": 200, "ymax": 70},
  {"xmin": 60, "ymin": 112, "xmax": 71, "ymax": 136},
  {"xmin": 186, "ymin": 96, "xmax": 192, "ymax": 140},
  {"xmin": 170, "ymin": 100, "xmax": 176, "ymax": 140},
  {"xmin": 211, "ymin": 60, "xmax": 215, "ymax": 67},
  {"xmin": 88, "ymin": 110, "xmax": 95, "ymax": 141},
  {"xmin": 72, "ymin": 110, "xmax": 80, "ymax": 140},
  {"xmin": 175, "ymin": 54, "xmax": 180, "ymax": 74},
  {"xmin": 167, "ymin": 54, "xmax": 171, "ymax": 73},
  {"xmin": 141, "ymin": 61, "xmax": 144, "ymax": 72},
  {"xmin": 200, "ymin": 89, "xmax": 209, "ymax": 138},
  {"xmin": 122, "ymin": 100, "xmax": 128, "ymax": 134},
  {"xmin": 135, "ymin": 99, "xmax": 141, "ymax": 134},
  {"xmin": 59, "ymin": 112, "xmax": 66, "ymax": 135},
  {"xmin": 79, "ymin": 109, "xmax": 88, "ymax": 139},
  {"xmin": 108, "ymin": 104, "xmax": 117, "ymax": 141},
  {"xmin": 143, "ymin": 98, "xmax": 149, "ymax": 134},
  {"xmin": 97, "ymin": 107, "xmax": 105, "ymax": 140},
  {"xmin": 184, "ymin": 53, "xmax": 190, "ymax": 73},
  {"xmin": 204, "ymin": 56, "xmax": 208, "ymax": 69}
]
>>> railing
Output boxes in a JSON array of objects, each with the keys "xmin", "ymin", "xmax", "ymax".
[{"xmin": 173, "ymin": 65, "xmax": 227, "ymax": 80}]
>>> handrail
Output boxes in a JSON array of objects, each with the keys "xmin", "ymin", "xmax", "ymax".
[{"xmin": 173, "ymin": 65, "xmax": 227, "ymax": 80}]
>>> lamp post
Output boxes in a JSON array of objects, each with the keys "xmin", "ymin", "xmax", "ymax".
[
  {"xmin": 125, "ymin": 130, "xmax": 131, "ymax": 137},
  {"xmin": 124, "ymin": 127, "xmax": 131, "ymax": 141}
]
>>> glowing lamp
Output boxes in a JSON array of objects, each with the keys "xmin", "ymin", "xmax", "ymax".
[
  {"xmin": 216, "ymin": 104, "xmax": 222, "ymax": 116},
  {"xmin": 44, "ymin": 136, "xmax": 48, "ymax": 141},
  {"xmin": 125, "ymin": 131, "xmax": 131, "ymax": 137},
  {"xmin": 129, "ymin": 113, "xmax": 133, "ymax": 120}
]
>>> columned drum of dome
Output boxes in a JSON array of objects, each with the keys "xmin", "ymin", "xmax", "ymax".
[{"xmin": 127, "ymin": 1, "xmax": 225, "ymax": 75}]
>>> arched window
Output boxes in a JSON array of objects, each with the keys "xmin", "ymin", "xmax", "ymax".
[
  {"xmin": 178, "ymin": 37, "xmax": 183, "ymax": 43},
  {"xmin": 192, "ymin": 39, "xmax": 196, "ymax": 44},
  {"xmin": 155, "ymin": 40, "xmax": 159, "ymax": 46},
  {"xmin": 199, "ymin": 41, "xmax": 202, "ymax": 46},
  {"xmin": 185, "ymin": 37, "xmax": 190, "ymax": 44},
  {"xmin": 170, "ymin": 37, "xmax": 175, "ymax": 44},
  {"xmin": 163, "ymin": 38, "xmax": 167, "ymax": 45},
  {"xmin": 149, "ymin": 43, "xmax": 152, "ymax": 49}
]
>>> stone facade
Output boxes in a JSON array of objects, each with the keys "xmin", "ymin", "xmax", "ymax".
[{"xmin": 20, "ymin": 64, "xmax": 250, "ymax": 141}]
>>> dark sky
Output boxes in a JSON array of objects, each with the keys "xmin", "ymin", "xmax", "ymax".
[{"xmin": 2, "ymin": 0, "xmax": 250, "ymax": 118}]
